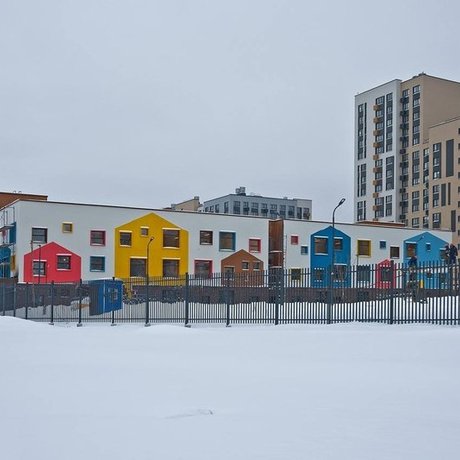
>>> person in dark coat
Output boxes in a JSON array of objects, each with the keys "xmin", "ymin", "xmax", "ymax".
[
  {"xmin": 449, "ymin": 243, "xmax": 458, "ymax": 265},
  {"xmin": 444, "ymin": 244, "xmax": 450, "ymax": 263}
]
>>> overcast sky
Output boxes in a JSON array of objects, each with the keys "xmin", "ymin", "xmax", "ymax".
[{"xmin": 1, "ymin": 0, "xmax": 459, "ymax": 221}]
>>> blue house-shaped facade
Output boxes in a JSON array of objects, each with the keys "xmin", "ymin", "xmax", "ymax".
[
  {"xmin": 310, "ymin": 226, "xmax": 351, "ymax": 287},
  {"xmin": 0, "ymin": 246, "xmax": 11, "ymax": 278},
  {"xmin": 403, "ymin": 231, "xmax": 451, "ymax": 289}
]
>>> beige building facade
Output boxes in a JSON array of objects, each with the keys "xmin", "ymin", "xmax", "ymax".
[{"xmin": 354, "ymin": 73, "xmax": 460, "ymax": 247}]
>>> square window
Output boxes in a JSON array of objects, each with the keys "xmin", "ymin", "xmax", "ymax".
[
  {"xmin": 357, "ymin": 240, "xmax": 371, "ymax": 256},
  {"xmin": 300, "ymin": 245, "xmax": 308, "ymax": 255},
  {"xmin": 313, "ymin": 268, "xmax": 324, "ymax": 281},
  {"xmin": 119, "ymin": 231, "xmax": 132, "ymax": 246},
  {"xmin": 290, "ymin": 268, "xmax": 301, "ymax": 281},
  {"xmin": 332, "ymin": 264, "xmax": 347, "ymax": 282},
  {"xmin": 333, "ymin": 238, "xmax": 343, "ymax": 250},
  {"xmin": 130, "ymin": 258, "xmax": 146, "ymax": 277},
  {"xmin": 357, "ymin": 265, "xmax": 371, "ymax": 283},
  {"xmin": 242, "ymin": 261, "xmax": 250, "ymax": 270},
  {"xmin": 32, "ymin": 260, "xmax": 46, "ymax": 276},
  {"xmin": 223, "ymin": 266, "xmax": 235, "ymax": 280},
  {"xmin": 62, "ymin": 222, "xmax": 73, "ymax": 233},
  {"xmin": 194, "ymin": 260, "xmax": 212, "ymax": 278},
  {"xmin": 291, "ymin": 235, "xmax": 299, "ymax": 245},
  {"xmin": 219, "ymin": 231, "xmax": 236, "ymax": 251},
  {"xmin": 405, "ymin": 242, "xmax": 417, "ymax": 258},
  {"xmin": 253, "ymin": 261, "xmax": 261, "ymax": 271},
  {"xmin": 249, "ymin": 238, "xmax": 261, "ymax": 253},
  {"xmin": 91, "ymin": 230, "xmax": 106, "ymax": 246},
  {"xmin": 379, "ymin": 240, "xmax": 386, "ymax": 249},
  {"xmin": 163, "ymin": 259, "xmax": 179, "ymax": 278},
  {"xmin": 57, "ymin": 255, "xmax": 71, "ymax": 270},
  {"xmin": 140, "ymin": 227, "xmax": 149, "ymax": 237},
  {"xmin": 314, "ymin": 237, "xmax": 328, "ymax": 254},
  {"xmin": 378, "ymin": 267, "xmax": 391, "ymax": 282},
  {"xmin": 90, "ymin": 256, "xmax": 105, "ymax": 272},
  {"xmin": 163, "ymin": 229, "xmax": 180, "ymax": 248},
  {"xmin": 200, "ymin": 230, "xmax": 213, "ymax": 245},
  {"xmin": 31, "ymin": 227, "xmax": 47, "ymax": 244},
  {"xmin": 390, "ymin": 246, "xmax": 400, "ymax": 259}
]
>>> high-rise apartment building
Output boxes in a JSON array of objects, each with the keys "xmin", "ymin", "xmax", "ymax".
[{"xmin": 354, "ymin": 73, "xmax": 460, "ymax": 245}]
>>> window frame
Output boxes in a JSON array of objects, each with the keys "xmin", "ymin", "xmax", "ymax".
[
  {"xmin": 357, "ymin": 239, "xmax": 371, "ymax": 257},
  {"xmin": 90, "ymin": 230, "xmax": 106, "ymax": 246},
  {"xmin": 31, "ymin": 227, "xmax": 48, "ymax": 244},
  {"xmin": 163, "ymin": 229, "xmax": 180, "ymax": 248},
  {"xmin": 32, "ymin": 260, "xmax": 46, "ymax": 277},
  {"xmin": 219, "ymin": 231, "xmax": 236, "ymax": 251},
  {"xmin": 249, "ymin": 238, "xmax": 261, "ymax": 253},
  {"xmin": 119, "ymin": 231, "xmax": 132, "ymax": 247},
  {"xmin": 56, "ymin": 254, "xmax": 71, "ymax": 270},
  {"xmin": 199, "ymin": 230, "xmax": 213, "ymax": 245},
  {"xmin": 90, "ymin": 256, "xmax": 106, "ymax": 272},
  {"xmin": 129, "ymin": 257, "xmax": 146, "ymax": 277},
  {"xmin": 290, "ymin": 235, "xmax": 299, "ymax": 245},
  {"xmin": 163, "ymin": 259, "xmax": 180, "ymax": 278},
  {"xmin": 314, "ymin": 237, "xmax": 328, "ymax": 255},
  {"xmin": 194, "ymin": 259, "xmax": 212, "ymax": 278},
  {"xmin": 62, "ymin": 222, "xmax": 73, "ymax": 233}
]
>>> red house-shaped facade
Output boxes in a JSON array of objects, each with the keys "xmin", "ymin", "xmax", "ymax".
[
  {"xmin": 24, "ymin": 242, "xmax": 82, "ymax": 283},
  {"xmin": 375, "ymin": 259, "xmax": 396, "ymax": 289}
]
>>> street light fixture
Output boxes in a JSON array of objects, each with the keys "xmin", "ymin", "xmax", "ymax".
[
  {"xmin": 328, "ymin": 198, "xmax": 346, "ymax": 324},
  {"xmin": 332, "ymin": 198, "xmax": 346, "ymax": 269},
  {"xmin": 145, "ymin": 236, "xmax": 154, "ymax": 327}
]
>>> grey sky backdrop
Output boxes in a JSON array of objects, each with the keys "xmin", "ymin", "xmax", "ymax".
[{"xmin": 1, "ymin": 0, "xmax": 459, "ymax": 221}]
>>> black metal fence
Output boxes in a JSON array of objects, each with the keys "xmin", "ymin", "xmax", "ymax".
[{"xmin": 1, "ymin": 262, "xmax": 460, "ymax": 326}]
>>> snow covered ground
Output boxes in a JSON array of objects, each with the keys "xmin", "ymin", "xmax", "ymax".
[{"xmin": 1, "ymin": 317, "xmax": 459, "ymax": 460}]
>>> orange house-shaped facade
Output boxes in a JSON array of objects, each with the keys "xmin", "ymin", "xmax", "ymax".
[{"xmin": 221, "ymin": 249, "xmax": 264, "ymax": 285}]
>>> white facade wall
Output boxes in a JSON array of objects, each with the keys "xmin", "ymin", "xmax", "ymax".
[
  {"xmin": 4, "ymin": 200, "xmax": 453, "ymax": 282},
  {"xmin": 354, "ymin": 79, "xmax": 401, "ymax": 223},
  {"xmin": 153, "ymin": 209, "xmax": 270, "ymax": 271},
  {"xmin": 283, "ymin": 219, "xmax": 452, "ymax": 268},
  {"xmin": 9, "ymin": 201, "xmax": 270, "ymax": 281}
]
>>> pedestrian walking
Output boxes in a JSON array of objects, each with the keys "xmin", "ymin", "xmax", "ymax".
[
  {"xmin": 444, "ymin": 244, "xmax": 450, "ymax": 263},
  {"xmin": 449, "ymin": 243, "xmax": 458, "ymax": 265}
]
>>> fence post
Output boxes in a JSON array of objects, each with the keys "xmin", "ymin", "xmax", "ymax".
[
  {"xmin": 77, "ymin": 279, "xmax": 83, "ymax": 327},
  {"xmin": 457, "ymin": 261, "xmax": 460, "ymax": 326},
  {"xmin": 2, "ymin": 281, "xmax": 5, "ymax": 316},
  {"xmin": 389, "ymin": 261, "xmax": 394, "ymax": 325},
  {"xmin": 327, "ymin": 265, "xmax": 333, "ymax": 324},
  {"xmin": 274, "ymin": 268, "xmax": 281, "ymax": 326},
  {"xmin": 184, "ymin": 273, "xmax": 190, "ymax": 327},
  {"xmin": 49, "ymin": 281, "xmax": 54, "ymax": 325},
  {"xmin": 145, "ymin": 273, "xmax": 150, "ymax": 327},
  {"xmin": 225, "ymin": 272, "xmax": 231, "ymax": 327},
  {"xmin": 111, "ymin": 277, "xmax": 116, "ymax": 327},
  {"xmin": 25, "ymin": 282, "xmax": 29, "ymax": 320},
  {"xmin": 13, "ymin": 282, "xmax": 17, "ymax": 316}
]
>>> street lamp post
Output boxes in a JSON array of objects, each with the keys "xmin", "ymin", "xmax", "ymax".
[
  {"xmin": 328, "ymin": 198, "xmax": 346, "ymax": 324},
  {"xmin": 332, "ymin": 198, "xmax": 346, "ymax": 269},
  {"xmin": 37, "ymin": 244, "xmax": 42, "ymax": 285},
  {"xmin": 145, "ymin": 237, "xmax": 154, "ymax": 327}
]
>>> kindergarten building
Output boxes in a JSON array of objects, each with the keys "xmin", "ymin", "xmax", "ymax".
[{"xmin": 0, "ymin": 198, "xmax": 454, "ymax": 284}]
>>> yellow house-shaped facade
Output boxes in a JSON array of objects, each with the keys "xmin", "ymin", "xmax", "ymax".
[{"xmin": 114, "ymin": 212, "xmax": 189, "ymax": 279}]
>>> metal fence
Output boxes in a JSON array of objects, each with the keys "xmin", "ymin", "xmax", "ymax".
[{"xmin": 1, "ymin": 261, "xmax": 460, "ymax": 326}]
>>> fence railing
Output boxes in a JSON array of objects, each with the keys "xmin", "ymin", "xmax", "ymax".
[{"xmin": 1, "ymin": 262, "xmax": 459, "ymax": 326}]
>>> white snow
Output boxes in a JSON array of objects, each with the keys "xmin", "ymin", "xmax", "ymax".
[{"xmin": 1, "ymin": 317, "xmax": 460, "ymax": 460}]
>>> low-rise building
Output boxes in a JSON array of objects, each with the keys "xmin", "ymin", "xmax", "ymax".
[{"xmin": 202, "ymin": 186, "xmax": 312, "ymax": 220}]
